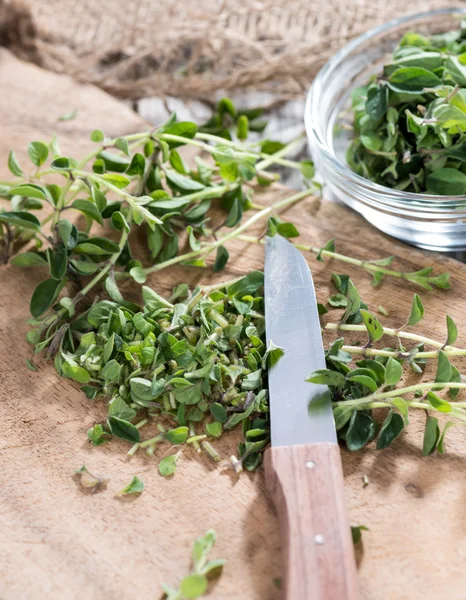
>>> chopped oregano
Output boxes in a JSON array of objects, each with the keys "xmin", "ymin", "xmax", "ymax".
[
  {"xmin": 162, "ymin": 529, "xmax": 225, "ymax": 599},
  {"xmin": 115, "ymin": 475, "xmax": 144, "ymax": 497}
]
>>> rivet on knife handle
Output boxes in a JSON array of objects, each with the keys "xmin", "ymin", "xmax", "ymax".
[{"xmin": 265, "ymin": 443, "xmax": 358, "ymax": 599}]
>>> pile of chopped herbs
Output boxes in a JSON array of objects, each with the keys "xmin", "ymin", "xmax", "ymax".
[
  {"xmin": 63, "ymin": 272, "xmax": 276, "ymax": 472},
  {"xmin": 0, "ymin": 97, "xmax": 456, "ymax": 470},
  {"xmin": 347, "ymin": 24, "xmax": 466, "ymax": 194}
]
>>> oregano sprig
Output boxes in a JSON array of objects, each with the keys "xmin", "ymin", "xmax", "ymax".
[{"xmin": 312, "ymin": 280, "xmax": 466, "ymax": 455}]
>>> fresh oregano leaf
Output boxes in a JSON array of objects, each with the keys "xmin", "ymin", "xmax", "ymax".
[
  {"xmin": 384, "ymin": 357, "xmax": 403, "ymax": 387},
  {"xmin": 407, "ymin": 294, "xmax": 424, "ymax": 326},
  {"xmin": 115, "ymin": 475, "xmax": 144, "ymax": 496},
  {"xmin": 30, "ymin": 277, "xmax": 66, "ymax": 318},
  {"xmin": 422, "ymin": 414, "xmax": 440, "ymax": 456},
  {"xmin": 346, "ymin": 412, "xmax": 377, "ymax": 451},
  {"xmin": 376, "ymin": 410, "xmax": 404, "ymax": 449},
  {"xmin": 445, "ymin": 315, "xmax": 458, "ymax": 346},
  {"xmin": 360, "ymin": 309, "xmax": 383, "ymax": 343},
  {"xmin": 107, "ymin": 416, "xmax": 140, "ymax": 443}
]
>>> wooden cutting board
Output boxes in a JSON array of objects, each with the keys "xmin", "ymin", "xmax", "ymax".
[{"xmin": 1, "ymin": 49, "xmax": 465, "ymax": 600}]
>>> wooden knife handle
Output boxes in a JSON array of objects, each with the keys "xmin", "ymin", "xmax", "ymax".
[{"xmin": 264, "ymin": 443, "xmax": 358, "ymax": 600}]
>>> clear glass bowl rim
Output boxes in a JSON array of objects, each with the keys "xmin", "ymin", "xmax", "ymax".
[{"xmin": 305, "ymin": 7, "xmax": 466, "ymax": 209}]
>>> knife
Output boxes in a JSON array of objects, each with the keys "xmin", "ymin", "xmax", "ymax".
[{"xmin": 264, "ymin": 234, "xmax": 358, "ymax": 600}]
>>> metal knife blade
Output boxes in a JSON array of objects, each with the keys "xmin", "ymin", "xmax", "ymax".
[{"xmin": 264, "ymin": 234, "xmax": 337, "ymax": 447}]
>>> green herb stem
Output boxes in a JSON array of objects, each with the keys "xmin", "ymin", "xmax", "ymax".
[
  {"xmin": 341, "ymin": 344, "xmax": 466, "ymax": 360},
  {"xmin": 325, "ymin": 322, "xmax": 452, "ymax": 350},
  {"xmin": 140, "ymin": 188, "xmax": 313, "ymax": 276},
  {"xmin": 195, "ymin": 131, "xmax": 303, "ymax": 170},
  {"xmin": 333, "ymin": 381, "xmax": 466, "ymax": 408}
]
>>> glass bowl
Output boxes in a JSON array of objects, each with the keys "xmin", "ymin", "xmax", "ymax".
[{"xmin": 305, "ymin": 8, "xmax": 466, "ymax": 252}]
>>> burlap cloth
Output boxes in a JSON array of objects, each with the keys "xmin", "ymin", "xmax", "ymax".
[{"xmin": 0, "ymin": 0, "xmax": 457, "ymax": 102}]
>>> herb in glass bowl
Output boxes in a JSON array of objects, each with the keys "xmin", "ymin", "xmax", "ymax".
[{"xmin": 347, "ymin": 24, "xmax": 466, "ymax": 195}]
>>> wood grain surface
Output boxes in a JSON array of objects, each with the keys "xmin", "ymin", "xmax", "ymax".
[
  {"xmin": 264, "ymin": 444, "xmax": 358, "ymax": 599},
  {"xmin": 1, "ymin": 49, "xmax": 466, "ymax": 600}
]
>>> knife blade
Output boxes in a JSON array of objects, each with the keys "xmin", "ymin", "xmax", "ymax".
[
  {"xmin": 264, "ymin": 233, "xmax": 336, "ymax": 447},
  {"xmin": 263, "ymin": 235, "xmax": 358, "ymax": 600}
]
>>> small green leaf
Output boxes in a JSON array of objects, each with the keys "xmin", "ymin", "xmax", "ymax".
[
  {"xmin": 426, "ymin": 168, "xmax": 466, "ymax": 196},
  {"xmin": 169, "ymin": 149, "xmax": 188, "ymax": 174},
  {"xmin": 8, "ymin": 184, "xmax": 47, "ymax": 200},
  {"xmin": 58, "ymin": 220, "xmax": 78, "ymax": 249},
  {"xmin": 26, "ymin": 357, "xmax": 37, "ymax": 371},
  {"xmin": 316, "ymin": 239, "xmax": 335, "ymax": 262},
  {"xmin": 387, "ymin": 66, "xmax": 442, "ymax": 93},
  {"xmin": 306, "ymin": 369, "xmax": 346, "ymax": 387},
  {"xmin": 30, "ymin": 277, "xmax": 66, "ymax": 318},
  {"xmin": 277, "ymin": 222, "xmax": 300, "ymax": 238},
  {"xmin": 71, "ymin": 199, "xmax": 103, "ymax": 225},
  {"xmin": 90, "ymin": 129, "xmax": 104, "ymax": 142},
  {"xmin": 62, "ymin": 363, "xmax": 91, "ymax": 383},
  {"xmin": 210, "ymin": 403, "xmax": 227, "ymax": 423},
  {"xmin": 28, "ymin": 141, "xmax": 49, "ymax": 167},
  {"xmin": 111, "ymin": 210, "xmax": 130, "ymax": 232},
  {"xmin": 74, "ymin": 237, "xmax": 120, "ymax": 256},
  {"xmin": 391, "ymin": 397, "xmax": 409, "ymax": 424},
  {"xmin": 206, "ymin": 421, "xmax": 222, "ymax": 438},
  {"xmin": 437, "ymin": 421, "xmax": 455, "ymax": 454},
  {"xmin": 426, "ymin": 391, "xmax": 452, "ymax": 413},
  {"xmin": 114, "ymin": 137, "xmax": 129, "ymax": 156},
  {"xmin": 351, "ymin": 525, "xmax": 369, "ymax": 544},
  {"xmin": 161, "ymin": 121, "xmax": 198, "ymax": 146},
  {"xmin": 365, "ymin": 84, "xmax": 388, "ymax": 119},
  {"xmin": 341, "ymin": 280, "xmax": 361, "ymax": 322},
  {"xmin": 237, "ymin": 115, "xmax": 249, "ymax": 140},
  {"xmin": 51, "ymin": 157, "xmax": 72, "ymax": 170},
  {"xmin": 165, "ymin": 426, "xmax": 189, "ymax": 444},
  {"xmin": 360, "ymin": 309, "xmax": 383, "ymax": 343},
  {"xmin": 58, "ymin": 109, "xmax": 77, "ymax": 122},
  {"xmin": 376, "ymin": 410, "xmax": 404, "ymax": 449},
  {"xmin": 165, "ymin": 170, "xmax": 205, "ymax": 192},
  {"xmin": 423, "ymin": 414, "xmax": 440, "ymax": 456},
  {"xmin": 300, "ymin": 160, "xmax": 315, "ymax": 179},
  {"xmin": 187, "ymin": 225, "xmax": 201, "ymax": 251},
  {"xmin": 346, "ymin": 373, "xmax": 378, "ymax": 392},
  {"xmin": 180, "ymin": 574, "xmax": 208, "ymax": 599},
  {"xmin": 11, "ymin": 252, "xmax": 48, "ymax": 267},
  {"xmin": 449, "ymin": 364, "xmax": 461, "ymax": 400},
  {"xmin": 159, "ymin": 454, "xmax": 179, "ymax": 477},
  {"xmin": 100, "ymin": 173, "xmax": 131, "ymax": 189},
  {"xmin": 446, "ymin": 315, "xmax": 458, "ymax": 346},
  {"xmin": 46, "ymin": 247, "xmax": 68, "ymax": 280},
  {"xmin": 126, "ymin": 153, "xmax": 145, "ymax": 176},
  {"xmin": 346, "ymin": 412, "xmax": 377, "ymax": 451},
  {"xmin": 407, "ymin": 294, "xmax": 424, "ymax": 327},
  {"xmin": 333, "ymin": 405, "xmax": 354, "ymax": 430},
  {"xmin": 107, "ymin": 416, "xmax": 140, "ymax": 443},
  {"xmin": 129, "ymin": 266, "xmax": 147, "ymax": 284},
  {"xmin": 109, "ymin": 396, "xmax": 136, "ymax": 421},
  {"xmin": 8, "ymin": 150, "xmax": 23, "ymax": 177},
  {"xmin": 225, "ymin": 196, "xmax": 243, "ymax": 228},
  {"xmin": 0, "ymin": 211, "xmax": 40, "ymax": 231},
  {"xmin": 87, "ymin": 424, "xmax": 109, "ymax": 446},
  {"xmin": 435, "ymin": 351, "xmax": 451, "ymax": 384},
  {"xmin": 213, "ymin": 246, "xmax": 229, "ymax": 272},
  {"xmin": 115, "ymin": 475, "xmax": 144, "ymax": 496},
  {"xmin": 101, "ymin": 359, "xmax": 122, "ymax": 384},
  {"xmin": 91, "ymin": 185, "xmax": 107, "ymax": 212},
  {"xmin": 384, "ymin": 357, "xmax": 403, "ymax": 387}
]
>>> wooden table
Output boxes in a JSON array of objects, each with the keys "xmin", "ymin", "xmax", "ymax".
[{"xmin": 1, "ymin": 49, "xmax": 465, "ymax": 599}]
